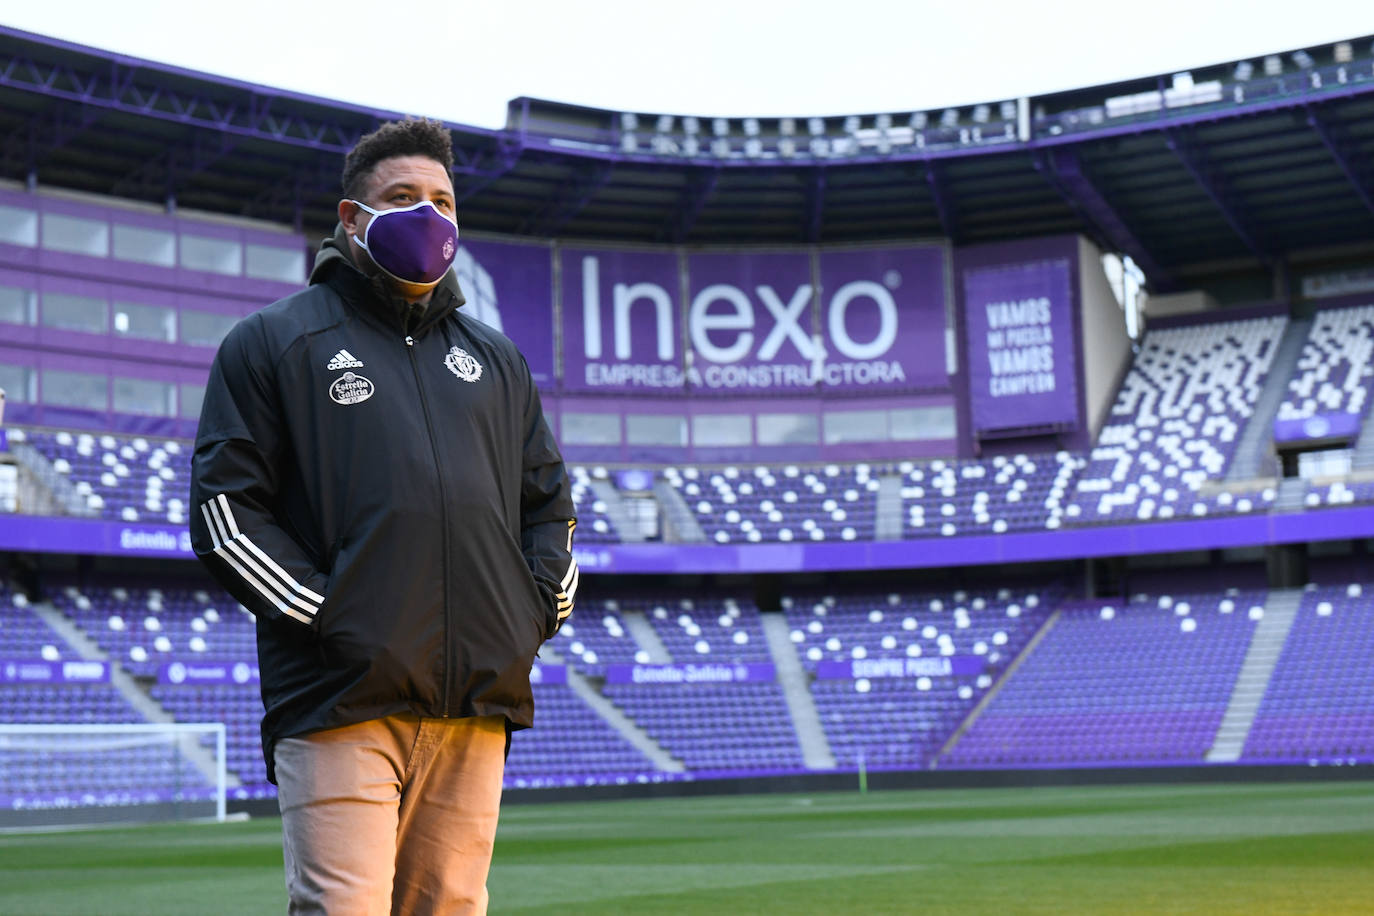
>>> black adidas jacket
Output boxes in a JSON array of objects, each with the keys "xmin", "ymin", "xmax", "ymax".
[{"xmin": 189, "ymin": 228, "xmax": 577, "ymax": 781}]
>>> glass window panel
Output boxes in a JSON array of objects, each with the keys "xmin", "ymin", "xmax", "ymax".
[
  {"xmin": 41, "ymin": 368, "xmax": 107, "ymax": 410},
  {"xmin": 112, "ymin": 301, "xmax": 176, "ymax": 342},
  {"xmin": 179, "ymin": 383, "xmax": 206, "ymax": 420},
  {"xmin": 0, "ymin": 364, "xmax": 36, "ymax": 403},
  {"xmin": 626, "ymin": 413, "xmax": 686, "ymax": 446},
  {"xmin": 113, "ymin": 377, "xmax": 173, "ymax": 417},
  {"xmin": 692, "ymin": 413, "xmax": 751, "ymax": 447},
  {"xmin": 41, "ymin": 292, "xmax": 107, "ymax": 334},
  {"xmin": 757, "ymin": 412, "xmax": 820, "ymax": 445},
  {"xmin": 112, "ymin": 224, "xmax": 176, "ymax": 266},
  {"xmin": 0, "ymin": 205, "xmax": 38, "ymax": 247},
  {"xmin": 823, "ymin": 409, "xmax": 887, "ymax": 444},
  {"xmin": 245, "ymin": 243, "xmax": 305, "ymax": 283},
  {"xmin": 180, "ymin": 234, "xmax": 243, "ymax": 275},
  {"xmin": 41, "ymin": 213, "xmax": 109, "ymax": 257},
  {"xmin": 561, "ymin": 412, "xmax": 622, "ymax": 445},
  {"xmin": 180, "ymin": 309, "xmax": 238, "ymax": 348},
  {"xmin": 890, "ymin": 406, "xmax": 957, "ymax": 441},
  {"xmin": 0, "ymin": 286, "xmax": 36, "ymax": 326}
]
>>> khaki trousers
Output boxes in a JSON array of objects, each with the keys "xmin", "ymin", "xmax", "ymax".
[{"xmin": 274, "ymin": 714, "xmax": 507, "ymax": 916}]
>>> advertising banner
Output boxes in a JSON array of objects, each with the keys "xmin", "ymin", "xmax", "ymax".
[
  {"xmin": 1273, "ymin": 412, "xmax": 1361, "ymax": 444},
  {"xmin": 157, "ymin": 660, "xmax": 259, "ymax": 685},
  {"xmin": 528, "ymin": 663, "xmax": 568, "ymax": 686},
  {"xmin": 603, "ymin": 662, "xmax": 776, "ymax": 684},
  {"xmin": 964, "ymin": 257, "xmax": 1077, "ymax": 432},
  {"xmin": 560, "ymin": 247, "xmax": 685, "ymax": 392},
  {"xmin": 684, "ymin": 251, "xmax": 815, "ymax": 394},
  {"xmin": 453, "ymin": 238, "xmax": 555, "ymax": 386},
  {"xmin": 0, "ymin": 660, "xmax": 109, "ymax": 683},
  {"xmin": 816, "ymin": 246, "xmax": 949, "ymax": 391},
  {"xmin": 814, "ymin": 656, "xmax": 983, "ymax": 679}
]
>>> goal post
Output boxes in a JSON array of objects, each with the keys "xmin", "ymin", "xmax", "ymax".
[{"xmin": 0, "ymin": 723, "xmax": 227, "ymax": 830}]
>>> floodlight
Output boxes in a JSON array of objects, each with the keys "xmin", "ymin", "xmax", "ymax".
[
  {"xmin": 843, "ymin": 115, "xmax": 860, "ymax": 132},
  {"xmin": 779, "ymin": 117, "xmax": 796, "ymax": 136},
  {"xmin": 712, "ymin": 117, "xmax": 729, "ymax": 137},
  {"xmin": 999, "ymin": 100, "xmax": 1016, "ymax": 120},
  {"xmin": 940, "ymin": 109, "xmax": 959, "ymax": 128},
  {"xmin": 683, "ymin": 116, "xmax": 700, "ymax": 134},
  {"xmin": 743, "ymin": 118, "xmax": 760, "ymax": 136},
  {"xmin": 1263, "ymin": 54, "xmax": 1282, "ymax": 75},
  {"xmin": 972, "ymin": 104, "xmax": 991, "ymax": 123},
  {"xmin": 875, "ymin": 113, "xmax": 892, "ymax": 130},
  {"xmin": 620, "ymin": 112, "xmax": 638, "ymax": 131},
  {"xmin": 1233, "ymin": 61, "xmax": 1253, "ymax": 81},
  {"xmin": 909, "ymin": 112, "xmax": 928, "ymax": 129},
  {"xmin": 1334, "ymin": 41, "xmax": 1352, "ymax": 63},
  {"xmin": 808, "ymin": 117, "xmax": 826, "ymax": 136},
  {"xmin": 656, "ymin": 114, "xmax": 673, "ymax": 133}
]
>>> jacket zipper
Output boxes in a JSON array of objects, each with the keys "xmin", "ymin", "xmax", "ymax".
[{"xmin": 405, "ymin": 332, "xmax": 453, "ymax": 717}]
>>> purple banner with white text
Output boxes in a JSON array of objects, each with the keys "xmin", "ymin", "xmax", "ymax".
[
  {"xmin": 965, "ymin": 258, "xmax": 1078, "ymax": 433},
  {"xmin": 816, "ymin": 246, "xmax": 949, "ymax": 391},
  {"xmin": 814, "ymin": 656, "xmax": 983, "ymax": 679},
  {"xmin": 1273, "ymin": 412, "xmax": 1361, "ymax": 444},
  {"xmin": 454, "ymin": 238, "xmax": 555, "ymax": 386},
  {"xmin": 685, "ymin": 252, "xmax": 815, "ymax": 394},
  {"xmin": 604, "ymin": 662, "xmax": 776, "ymax": 684},
  {"xmin": 1, "ymin": 659, "xmax": 110, "ymax": 683},
  {"xmin": 157, "ymin": 660, "xmax": 259, "ymax": 685},
  {"xmin": 560, "ymin": 247, "xmax": 685, "ymax": 392},
  {"xmin": 528, "ymin": 663, "xmax": 568, "ymax": 686}
]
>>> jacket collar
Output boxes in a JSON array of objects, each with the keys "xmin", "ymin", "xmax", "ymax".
[{"xmin": 309, "ymin": 222, "xmax": 466, "ymax": 338}]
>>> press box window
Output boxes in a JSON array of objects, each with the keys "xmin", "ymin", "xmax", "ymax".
[
  {"xmin": 245, "ymin": 244, "xmax": 305, "ymax": 283},
  {"xmin": 180, "ymin": 309, "xmax": 238, "ymax": 348},
  {"xmin": 113, "ymin": 302, "xmax": 176, "ymax": 342},
  {"xmin": 692, "ymin": 414, "xmax": 751, "ymax": 447},
  {"xmin": 561, "ymin": 413, "xmax": 622, "ymax": 445},
  {"xmin": 41, "ymin": 292, "xmax": 107, "ymax": 334},
  {"xmin": 891, "ymin": 406, "xmax": 957, "ymax": 441},
  {"xmin": 627, "ymin": 414, "xmax": 686, "ymax": 446},
  {"xmin": 112, "ymin": 224, "xmax": 176, "ymax": 267},
  {"xmin": 113, "ymin": 377, "xmax": 174, "ymax": 417},
  {"xmin": 0, "ymin": 205, "xmax": 38, "ymax": 247},
  {"xmin": 41, "ymin": 214, "xmax": 109, "ymax": 257},
  {"xmin": 757, "ymin": 412, "xmax": 820, "ymax": 445},
  {"xmin": 179, "ymin": 383, "xmax": 206, "ymax": 420},
  {"xmin": 823, "ymin": 409, "xmax": 887, "ymax": 444},
  {"xmin": 41, "ymin": 368, "xmax": 107, "ymax": 410},
  {"xmin": 180, "ymin": 235, "xmax": 243, "ymax": 276},
  {"xmin": 0, "ymin": 364, "xmax": 36, "ymax": 403},
  {"xmin": 0, "ymin": 286, "xmax": 37, "ymax": 326}
]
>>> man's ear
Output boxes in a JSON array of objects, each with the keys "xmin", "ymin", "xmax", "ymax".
[{"xmin": 338, "ymin": 199, "xmax": 362, "ymax": 237}]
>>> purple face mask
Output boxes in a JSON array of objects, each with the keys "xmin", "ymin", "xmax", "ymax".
[{"xmin": 349, "ymin": 199, "xmax": 459, "ymax": 286}]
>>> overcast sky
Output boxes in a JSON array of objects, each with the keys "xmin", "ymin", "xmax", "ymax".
[{"xmin": 5, "ymin": 1, "xmax": 1373, "ymax": 128}]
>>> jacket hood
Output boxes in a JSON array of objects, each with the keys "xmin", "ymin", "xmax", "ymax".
[{"xmin": 309, "ymin": 222, "xmax": 467, "ymax": 335}]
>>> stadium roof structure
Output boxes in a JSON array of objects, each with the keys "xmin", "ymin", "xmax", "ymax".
[{"xmin": 1, "ymin": 26, "xmax": 1372, "ymax": 291}]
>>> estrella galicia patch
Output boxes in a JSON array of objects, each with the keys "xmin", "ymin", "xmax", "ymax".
[
  {"xmin": 329, "ymin": 371, "xmax": 375, "ymax": 405},
  {"xmin": 444, "ymin": 346, "xmax": 483, "ymax": 383}
]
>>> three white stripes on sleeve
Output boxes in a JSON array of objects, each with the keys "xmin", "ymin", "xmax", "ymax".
[
  {"xmin": 555, "ymin": 519, "xmax": 578, "ymax": 621},
  {"xmin": 199, "ymin": 493, "xmax": 324, "ymax": 625}
]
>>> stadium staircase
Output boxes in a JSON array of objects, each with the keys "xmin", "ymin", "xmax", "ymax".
[
  {"xmin": 620, "ymin": 611, "xmax": 673, "ymax": 662},
  {"xmin": 652, "ymin": 479, "xmax": 706, "ymax": 542},
  {"xmin": 1205, "ymin": 588, "xmax": 1303, "ymax": 762},
  {"xmin": 586, "ymin": 479, "xmax": 651, "ymax": 542},
  {"xmin": 1227, "ymin": 317, "xmax": 1309, "ymax": 482},
  {"xmin": 32, "ymin": 600, "xmax": 239, "ymax": 789},
  {"xmin": 930, "ymin": 609, "xmax": 1062, "ymax": 768},
  {"xmin": 538, "ymin": 645, "xmax": 684, "ymax": 774},
  {"xmin": 759, "ymin": 612, "xmax": 836, "ymax": 769},
  {"xmin": 1350, "ymin": 415, "xmax": 1374, "ymax": 470},
  {"xmin": 874, "ymin": 474, "xmax": 906, "ymax": 540}
]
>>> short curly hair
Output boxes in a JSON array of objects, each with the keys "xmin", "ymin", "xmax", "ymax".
[{"xmin": 341, "ymin": 118, "xmax": 454, "ymax": 200}]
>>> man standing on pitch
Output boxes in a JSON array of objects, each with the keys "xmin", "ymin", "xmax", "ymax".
[{"xmin": 189, "ymin": 118, "xmax": 577, "ymax": 915}]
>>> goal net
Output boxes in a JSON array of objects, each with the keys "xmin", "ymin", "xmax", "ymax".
[{"xmin": 0, "ymin": 723, "xmax": 227, "ymax": 830}]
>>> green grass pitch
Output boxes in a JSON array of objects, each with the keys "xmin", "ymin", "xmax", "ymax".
[{"xmin": 2, "ymin": 781, "xmax": 1371, "ymax": 914}]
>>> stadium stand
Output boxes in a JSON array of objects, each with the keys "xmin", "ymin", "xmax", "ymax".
[
  {"xmin": 1066, "ymin": 318, "xmax": 1286, "ymax": 523},
  {"xmin": 942, "ymin": 590, "xmax": 1265, "ymax": 767},
  {"xmin": 900, "ymin": 453, "xmax": 1082, "ymax": 537},
  {"xmin": 1277, "ymin": 304, "xmax": 1374, "ymax": 422}
]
